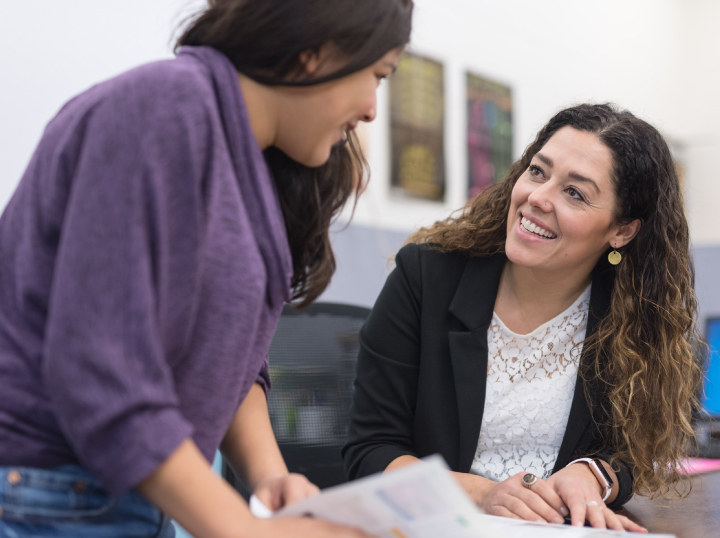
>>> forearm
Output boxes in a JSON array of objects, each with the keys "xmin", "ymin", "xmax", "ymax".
[
  {"xmin": 220, "ymin": 382, "xmax": 288, "ymax": 491},
  {"xmin": 138, "ymin": 438, "xmax": 256, "ymax": 538}
]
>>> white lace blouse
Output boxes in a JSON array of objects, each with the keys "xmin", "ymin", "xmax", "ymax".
[{"xmin": 470, "ymin": 285, "xmax": 591, "ymax": 481}]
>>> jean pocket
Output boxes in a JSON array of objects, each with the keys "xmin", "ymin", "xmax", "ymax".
[{"xmin": 0, "ymin": 466, "xmax": 116, "ymax": 524}]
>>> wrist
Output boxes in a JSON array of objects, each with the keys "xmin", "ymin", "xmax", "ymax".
[
  {"xmin": 252, "ymin": 470, "xmax": 290, "ymax": 492},
  {"xmin": 566, "ymin": 458, "xmax": 614, "ymax": 502},
  {"xmin": 569, "ymin": 462, "xmax": 604, "ymax": 497},
  {"xmin": 451, "ymin": 471, "xmax": 494, "ymax": 508}
]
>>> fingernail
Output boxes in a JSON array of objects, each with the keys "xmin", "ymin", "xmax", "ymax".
[
  {"xmin": 560, "ymin": 507, "xmax": 569, "ymax": 516},
  {"xmin": 573, "ymin": 522, "xmax": 583, "ymax": 527},
  {"xmin": 553, "ymin": 517, "xmax": 564, "ymax": 525}
]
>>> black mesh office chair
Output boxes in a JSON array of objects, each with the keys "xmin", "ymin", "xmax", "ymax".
[{"xmin": 222, "ymin": 302, "xmax": 371, "ymax": 498}]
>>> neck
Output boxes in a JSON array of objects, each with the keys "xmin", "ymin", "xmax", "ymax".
[
  {"xmin": 494, "ymin": 261, "xmax": 592, "ymax": 334},
  {"xmin": 238, "ymin": 73, "xmax": 277, "ymax": 149},
  {"xmin": 504, "ymin": 262, "xmax": 591, "ymax": 307}
]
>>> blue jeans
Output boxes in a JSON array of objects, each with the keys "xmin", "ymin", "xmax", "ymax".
[{"xmin": 0, "ymin": 465, "xmax": 175, "ymax": 538}]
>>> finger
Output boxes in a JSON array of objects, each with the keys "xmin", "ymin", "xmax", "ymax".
[
  {"xmin": 283, "ymin": 475, "xmax": 319, "ymax": 505},
  {"xmin": 504, "ymin": 495, "xmax": 549, "ymax": 523},
  {"xmin": 567, "ymin": 497, "xmax": 587, "ymax": 527},
  {"xmin": 515, "ymin": 489, "xmax": 565, "ymax": 524},
  {"xmin": 522, "ymin": 480, "xmax": 567, "ymax": 521},
  {"xmin": 601, "ymin": 507, "xmax": 625, "ymax": 532},
  {"xmin": 616, "ymin": 514, "xmax": 648, "ymax": 533},
  {"xmin": 585, "ymin": 501, "xmax": 606, "ymax": 529},
  {"xmin": 492, "ymin": 505, "xmax": 524, "ymax": 520},
  {"xmin": 252, "ymin": 484, "xmax": 281, "ymax": 511}
]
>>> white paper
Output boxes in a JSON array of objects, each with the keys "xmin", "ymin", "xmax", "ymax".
[
  {"xmin": 274, "ymin": 455, "xmax": 507, "ymax": 538},
  {"xmin": 262, "ymin": 456, "xmax": 675, "ymax": 538},
  {"xmin": 249, "ymin": 494, "xmax": 273, "ymax": 519},
  {"xmin": 476, "ymin": 515, "xmax": 676, "ymax": 538}
]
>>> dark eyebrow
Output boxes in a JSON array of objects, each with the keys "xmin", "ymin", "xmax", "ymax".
[
  {"xmin": 534, "ymin": 152, "xmax": 600, "ymax": 194},
  {"xmin": 536, "ymin": 153, "xmax": 553, "ymax": 167},
  {"xmin": 568, "ymin": 171, "xmax": 600, "ymax": 194}
]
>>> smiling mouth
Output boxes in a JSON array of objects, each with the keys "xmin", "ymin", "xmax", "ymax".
[{"xmin": 520, "ymin": 216, "xmax": 557, "ymax": 239}]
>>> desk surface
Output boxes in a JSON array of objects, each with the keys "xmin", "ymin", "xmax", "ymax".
[{"xmin": 618, "ymin": 471, "xmax": 720, "ymax": 538}]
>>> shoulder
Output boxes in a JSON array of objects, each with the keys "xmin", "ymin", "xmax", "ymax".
[
  {"xmin": 50, "ymin": 55, "xmax": 219, "ymax": 145},
  {"xmin": 394, "ymin": 243, "xmax": 485, "ymax": 303},
  {"xmin": 396, "ymin": 243, "xmax": 470, "ymax": 272}
]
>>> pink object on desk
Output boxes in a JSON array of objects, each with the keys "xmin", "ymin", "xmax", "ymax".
[{"xmin": 678, "ymin": 457, "xmax": 720, "ymax": 475}]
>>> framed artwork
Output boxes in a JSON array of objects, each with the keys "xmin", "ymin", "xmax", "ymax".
[
  {"xmin": 466, "ymin": 73, "xmax": 513, "ymax": 198},
  {"xmin": 389, "ymin": 52, "xmax": 445, "ymax": 201}
]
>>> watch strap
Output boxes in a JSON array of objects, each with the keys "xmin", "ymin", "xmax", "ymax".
[{"xmin": 567, "ymin": 457, "xmax": 613, "ymax": 502}]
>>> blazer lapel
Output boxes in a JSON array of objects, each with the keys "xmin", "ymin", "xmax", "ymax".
[
  {"xmin": 448, "ymin": 254, "xmax": 505, "ymax": 472},
  {"xmin": 553, "ymin": 262, "xmax": 615, "ymax": 471}
]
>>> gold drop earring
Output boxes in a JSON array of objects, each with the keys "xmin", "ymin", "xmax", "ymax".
[{"xmin": 608, "ymin": 244, "xmax": 622, "ymax": 265}]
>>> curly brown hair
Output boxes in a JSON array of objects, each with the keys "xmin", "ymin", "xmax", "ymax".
[{"xmin": 408, "ymin": 103, "xmax": 703, "ymax": 498}]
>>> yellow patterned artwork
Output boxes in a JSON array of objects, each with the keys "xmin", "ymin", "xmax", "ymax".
[{"xmin": 390, "ymin": 52, "xmax": 445, "ymax": 201}]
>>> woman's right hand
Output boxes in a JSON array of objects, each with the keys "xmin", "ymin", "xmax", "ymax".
[
  {"xmin": 452, "ymin": 471, "xmax": 567, "ymax": 524},
  {"xmin": 251, "ymin": 517, "xmax": 374, "ymax": 538}
]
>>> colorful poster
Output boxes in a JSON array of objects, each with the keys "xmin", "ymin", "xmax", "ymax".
[
  {"xmin": 467, "ymin": 73, "xmax": 513, "ymax": 198},
  {"xmin": 390, "ymin": 53, "xmax": 445, "ymax": 201}
]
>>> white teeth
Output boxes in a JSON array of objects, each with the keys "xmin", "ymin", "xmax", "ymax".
[{"xmin": 520, "ymin": 216, "xmax": 557, "ymax": 239}]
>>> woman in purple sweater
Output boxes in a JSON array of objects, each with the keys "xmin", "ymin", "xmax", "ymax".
[{"xmin": 0, "ymin": 1, "xmax": 412, "ymax": 537}]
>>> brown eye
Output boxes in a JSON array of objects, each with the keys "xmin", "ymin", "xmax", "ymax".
[
  {"xmin": 566, "ymin": 186, "xmax": 586, "ymax": 202},
  {"xmin": 528, "ymin": 164, "xmax": 545, "ymax": 178}
]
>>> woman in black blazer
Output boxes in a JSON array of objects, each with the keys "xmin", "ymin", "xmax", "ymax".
[{"xmin": 343, "ymin": 104, "xmax": 701, "ymax": 531}]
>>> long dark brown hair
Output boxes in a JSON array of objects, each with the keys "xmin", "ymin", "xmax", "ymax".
[
  {"xmin": 410, "ymin": 103, "xmax": 703, "ymax": 498},
  {"xmin": 177, "ymin": 0, "xmax": 413, "ymax": 306}
]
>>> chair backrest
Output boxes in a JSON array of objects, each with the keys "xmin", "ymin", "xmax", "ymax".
[{"xmin": 223, "ymin": 302, "xmax": 370, "ymax": 497}]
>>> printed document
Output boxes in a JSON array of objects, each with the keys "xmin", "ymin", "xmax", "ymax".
[{"xmin": 251, "ymin": 455, "xmax": 676, "ymax": 538}]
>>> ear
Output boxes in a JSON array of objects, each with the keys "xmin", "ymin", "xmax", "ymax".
[
  {"xmin": 298, "ymin": 43, "xmax": 334, "ymax": 76},
  {"xmin": 610, "ymin": 218, "xmax": 642, "ymax": 249}
]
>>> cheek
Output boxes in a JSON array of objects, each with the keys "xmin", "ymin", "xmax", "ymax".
[
  {"xmin": 510, "ymin": 180, "xmax": 531, "ymax": 208},
  {"xmin": 559, "ymin": 213, "xmax": 612, "ymax": 247}
]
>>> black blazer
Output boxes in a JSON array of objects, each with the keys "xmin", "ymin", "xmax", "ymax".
[{"xmin": 343, "ymin": 243, "xmax": 633, "ymax": 508}]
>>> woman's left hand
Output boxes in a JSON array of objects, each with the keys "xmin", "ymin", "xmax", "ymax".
[
  {"xmin": 253, "ymin": 473, "xmax": 320, "ymax": 511},
  {"xmin": 544, "ymin": 465, "xmax": 647, "ymax": 532}
]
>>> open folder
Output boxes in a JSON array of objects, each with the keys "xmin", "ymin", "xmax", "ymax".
[{"xmin": 250, "ymin": 455, "xmax": 675, "ymax": 538}]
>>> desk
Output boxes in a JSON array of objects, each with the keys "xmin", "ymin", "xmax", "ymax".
[{"xmin": 618, "ymin": 471, "xmax": 720, "ymax": 537}]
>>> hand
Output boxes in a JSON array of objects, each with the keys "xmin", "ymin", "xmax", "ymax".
[
  {"xmin": 250, "ymin": 517, "xmax": 375, "ymax": 538},
  {"xmin": 253, "ymin": 473, "xmax": 320, "ymax": 511},
  {"xmin": 545, "ymin": 465, "xmax": 647, "ymax": 532},
  {"xmin": 453, "ymin": 471, "xmax": 567, "ymax": 524}
]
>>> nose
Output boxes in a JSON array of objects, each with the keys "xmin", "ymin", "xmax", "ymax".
[
  {"xmin": 361, "ymin": 91, "xmax": 378, "ymax": 123},
  {"xmin": 527, "ymin": 181, "xmax": 554, "ymax": 212}
]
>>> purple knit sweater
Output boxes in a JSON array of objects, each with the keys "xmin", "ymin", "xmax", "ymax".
[{"xmin": 0, "ymin": 47, "xmax": 292, "ymax": 496}]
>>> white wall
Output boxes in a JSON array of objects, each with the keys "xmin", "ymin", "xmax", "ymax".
[
  {"xmin": 1, "ymin": 0, "xmax": 718, "ymax": 245},
  {"xmin": 348, "ymin": 0, "xmax": 685, "ymax": 234},
  {"xmin": 0, "ymin": 0, "xmax": 204, "ymax": 206},
  {"xmin": 665, "ymin": 0, "xmax": 720, "ymax": 246}
]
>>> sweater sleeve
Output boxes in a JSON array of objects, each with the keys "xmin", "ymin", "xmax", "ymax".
[
  {"xmin": 342, "ymin": 244, "xmax": 424, "ymax": 479},
  {"xmin": 41, "ymin": 73, "xmax": 212, "ymax": 496}
]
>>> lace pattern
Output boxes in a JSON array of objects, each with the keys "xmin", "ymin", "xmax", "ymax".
[{"xmin": 470, "ymin": 285, "xmax": 591, "ymax": 481}]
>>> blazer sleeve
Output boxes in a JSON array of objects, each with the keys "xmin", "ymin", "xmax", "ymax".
[{"xmin": 342, "ymin": 244, "xmax": 424, "ymax": 480}]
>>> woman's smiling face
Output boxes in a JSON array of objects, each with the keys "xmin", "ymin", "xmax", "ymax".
[{"xmin": 505, "ymin": 126, "xmax": 628, "ymax": 276}]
